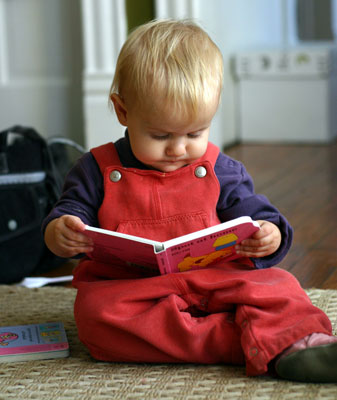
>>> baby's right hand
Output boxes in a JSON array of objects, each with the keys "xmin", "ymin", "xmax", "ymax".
[{"xmin": 44, "ymin": 215, "xmax": 94, "ymax": 258}]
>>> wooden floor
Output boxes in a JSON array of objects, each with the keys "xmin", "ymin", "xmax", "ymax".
[
  {"xmin": 226, "ymin": 140, "xmax": 337, "ymax": 289},
  {"xmin": 50, "ymin": 141, "xmax": 337, "ymax": 290}
]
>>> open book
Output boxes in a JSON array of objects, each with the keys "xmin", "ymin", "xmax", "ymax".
[{"xmin": 84, "ymin": 216, "xmax": 260, "ymax": 275}]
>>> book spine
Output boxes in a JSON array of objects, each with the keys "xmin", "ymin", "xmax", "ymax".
[
  {"xmin": 156, "ymin": 251, "xmax": 171, "ymax": 275},
  {"xmin": 0, "ymin": 342, "xmax": 68, "ymax": 356}
]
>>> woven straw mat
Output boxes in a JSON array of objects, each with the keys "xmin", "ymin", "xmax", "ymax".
[{"xmin": 1, "ymin": 285, "xmax": 337, "ymax": 400}]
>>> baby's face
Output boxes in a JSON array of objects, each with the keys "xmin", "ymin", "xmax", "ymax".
[{"xmin": 125, "ymin": 99, "xmax": 219, "ymax": 172}]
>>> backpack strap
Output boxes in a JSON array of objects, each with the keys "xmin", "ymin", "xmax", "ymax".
[
  {"xmin": 0, "ymin": 125, "xmax": 45, "ymax": 150},
  {"xmin": 0, "ymin": 126, "xmax": 61, "ymax": 192}
]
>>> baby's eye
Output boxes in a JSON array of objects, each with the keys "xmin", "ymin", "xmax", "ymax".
[
  {"xmin": 187, "ymin": 132, "xmax": 201, "ymax": 139},
  {"xmin": 151, "ymin": 134, "xmax": 169, "ymax": 141}
]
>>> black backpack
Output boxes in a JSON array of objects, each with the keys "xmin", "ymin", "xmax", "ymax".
[{"xmin": 0, "ymin": 125, "xmax": 85, "ymax": 283}]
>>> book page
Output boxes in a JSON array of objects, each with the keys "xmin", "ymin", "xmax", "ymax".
[
  {"xmin": 162, "ymin": 217, "xmax": 260, "ymax": 273},
  {"xmin": 160, "ymin": 216, "xmax": 257, "ymax": 249},
  {"xmin": 84, "ymin": 226, "xmax": 163, "ymax": 269}
]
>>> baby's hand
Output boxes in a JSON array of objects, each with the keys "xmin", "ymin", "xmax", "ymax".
[
  {"xmin": 235, "ymin": 220, "xmax": 281, "ymax": 259},
  {"xmin": 44, "ymin": 215, "xmax": 94, "ymax": 258}
]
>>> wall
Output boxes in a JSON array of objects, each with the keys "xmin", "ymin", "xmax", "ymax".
[
  {"xmin": 0, "ymin": 0, "xmax": 84, "ymax": 144},
  {"xmin": 155, "ymin": 0, "xmax": 288, "ymax": 147},
  {"xmin": 156, "ymin": 0, "xmax": 337, "ymax": 145},
  {"xmin": 1, "ymin": 1, "xmax": 336, "ymax": 148}
]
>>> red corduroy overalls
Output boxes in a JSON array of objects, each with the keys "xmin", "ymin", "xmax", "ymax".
[{"xmin": 73, "ymin": 142, "xmax": 332, "ymax": 376}]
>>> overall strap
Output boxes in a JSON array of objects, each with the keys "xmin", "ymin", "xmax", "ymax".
[
  {"xmin": 90, "ymin": 143, "xmax": 122, "ymax": 175},
  {"xmin": 200, "ymin": 142, "xmax": 220, "ymax": 167},
  {"xmin": 91, "ymin": 141, "xmax": 220, "ymax": 175}
]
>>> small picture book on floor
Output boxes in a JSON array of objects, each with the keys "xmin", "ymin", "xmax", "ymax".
[
  {"xmin": 0, "ymin": 322, "xmax": 69, "ymax": 362},
  {"xmin": 84, "ymin": 216, "xmax": 260, "ymax": 274}
]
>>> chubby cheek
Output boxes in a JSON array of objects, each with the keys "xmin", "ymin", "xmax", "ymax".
[
  {"xmin": 131, "ymin": 139, "xmax": 163, "ymax": 163},
  {"xmin": 189, "ymin": 140, "xmax": 208, "ymax": 159}
]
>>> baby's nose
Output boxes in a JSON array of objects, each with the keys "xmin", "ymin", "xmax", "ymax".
[{"xmin": 166, "ymin": 141, "xmax": 186, "ymax": 157}]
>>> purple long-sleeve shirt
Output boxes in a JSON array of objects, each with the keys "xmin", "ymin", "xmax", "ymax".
[{"xmin": 43, "ymin": 133, "xmax": 293, "ymax": 269}]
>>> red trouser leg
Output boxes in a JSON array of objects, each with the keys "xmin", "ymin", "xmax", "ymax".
[{"xmin": 73, "ymin": 263, "xmax": 332, "ymax": 376}]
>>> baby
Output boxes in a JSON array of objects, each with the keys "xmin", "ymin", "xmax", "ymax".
[{"xmin": 44, "ymin": 19, "xmax": 337, "ymax": 382}]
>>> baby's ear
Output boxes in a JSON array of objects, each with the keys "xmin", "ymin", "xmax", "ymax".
[{"xmin": 110, "ymin": 94, "xmax": 128, "ymax": 126}]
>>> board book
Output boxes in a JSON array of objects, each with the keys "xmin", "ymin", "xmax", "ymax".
[
  {"xmin": 0, "ymin": 322, "xmax": 69, "ymax": 362},
  {"xmin": 84, "ymin": 216, "xmax": 260, "ymax": 275}
]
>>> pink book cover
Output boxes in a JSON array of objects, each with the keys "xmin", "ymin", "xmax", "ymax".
[
  {"xmin": 84, "ymin": 216, "xmax": 260, "ymax": 275},
  {"xmin": 0, "ymin": 322, "xmax": 69, "ymax": 362}
]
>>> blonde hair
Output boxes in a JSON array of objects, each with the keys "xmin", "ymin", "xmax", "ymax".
[{"xmin": 109, "ymin": 19, "xmax": 223, "ymax": 117}]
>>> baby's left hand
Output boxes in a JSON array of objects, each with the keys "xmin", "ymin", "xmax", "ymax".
[{"xmin": 235, "ymin": 220, "xmax": 281, "ymax": 258}]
